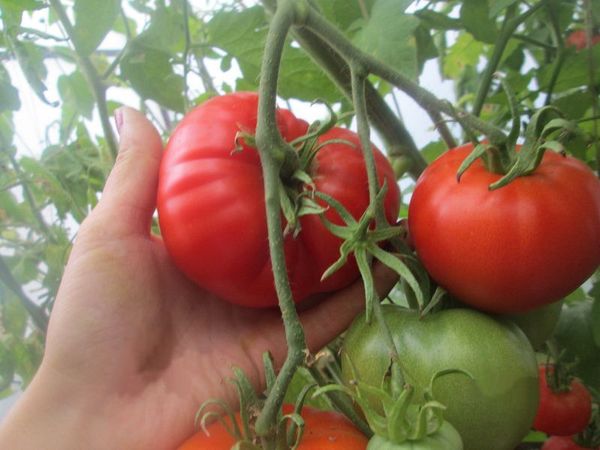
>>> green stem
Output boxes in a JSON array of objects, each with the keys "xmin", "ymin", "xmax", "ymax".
[
  {"xmin": 472, "ymin": 3, "xmax": 544, "ymax": 117},
  {"xmin": 302, "ymin": 6, "xmax": 507, "ymax": 144},
  {"xmin": 544, "ymin": 4, "xmax": 566, "ymax": 106},
  {"xmin": 181, "ymin": 0, "xmax": 191, "ymax": 112},
  {"xmin": 254, "ymin": 0, "xmax": 307, "ymax": 437},
  {"xmin": 0, "ymin": 256, "xmax": 49, "ymax": 333},
  {"xmin": 48, "ymin": 0, "xmax": 118, "ymax": 162}
]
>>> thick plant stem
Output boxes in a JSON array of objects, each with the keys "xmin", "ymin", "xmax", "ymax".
[
  {"xmin": 254, "ymin": 0, "xmax": 307, "ymax": 438},
  {"xmin": 302, "ymin": 6, "xmax": 507, "ymax": 144},
  {"xmin": 472, "ymin": 3, "xmax": 543, "ymax": 117}
]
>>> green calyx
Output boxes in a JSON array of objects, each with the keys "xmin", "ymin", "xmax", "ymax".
[{"xmin": 457, "ymin": 74, "xmax": 579, "ymax": 190}]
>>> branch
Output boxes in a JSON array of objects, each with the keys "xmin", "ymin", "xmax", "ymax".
[
  {"xmin": 0, "ymin": 256, "xmax": 49, "ymax": 334},
  {"xmin": 301, "ymin": 5, "xmax": 507, "ymax": 144},
  {"xmin": 48, "ymin": 0, "xmax": 118, "ymax": 161}
]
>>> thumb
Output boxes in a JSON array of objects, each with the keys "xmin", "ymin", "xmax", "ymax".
[{"xmin": 94, "ymin": 107, "xmax": 163, "ymax": 236}]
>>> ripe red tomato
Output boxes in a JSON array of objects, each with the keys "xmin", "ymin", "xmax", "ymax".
[
  {"xmin": 158, "ymin": 92, "xmax": 400, "ymax": 307},
  {"xmin": 176, "ymin": 405, "xmax": 368, "ymax": 449},
  {"xmin": 408, "ymin": 143, "xmax": 600, "ymax": 313},
  {"xmin": 566, "ymin": 30, "xmax": 600, "ymax": 51},
  {"xmin": 542, "ymin": 435, "xmax": 599, "ymax": 450},
  {"xmin": 534, "ymin": 364, "xmax": 592, "ymax": 436}
]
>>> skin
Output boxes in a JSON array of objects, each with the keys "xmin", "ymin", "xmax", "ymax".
[{"xmin": 0, "ymin": 107, "xmax": 397, "ymax": 450}]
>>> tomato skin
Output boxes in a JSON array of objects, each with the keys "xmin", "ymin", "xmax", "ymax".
[
  {"xmin": 341, "ymin": 306, "xmax": 539, "ymax": 450},
  {"xmin": 533, "ymin": 365, "xmax": 592, "ymax": 436},
  {"xmin": 542, "ymin": 435, "xmax": 599, "ymax": 450},
  {"xmin": 367, "ymin": 421, "xmax": 463, "ymax": 450},
  {"xmin": 176, "ymin": 405, "xmax": 368, "ymax": 449},
  {"xmin": 408, "ymin": 143, "xmax": 600, "ymax": 313},
  {"xmin": 157, "ymin": 93, "xmax": 400, "ymax": 308}
]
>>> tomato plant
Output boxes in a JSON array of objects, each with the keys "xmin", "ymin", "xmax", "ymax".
[
  {"xmin": 341, "ymin": 305, "xmax": 539, "ymax": 450},
  {"xmin": 157, "ymin": 92, "xmax": 400, "ymax": 308},
  {"xmin": 367, "ymin": 421, "xmax": 462, "ymax": 450},
  {"xmin": 542, "ymin": 435, "xmax": 599, "ymax": 450},
  {"xmin": 534, "ymin": 364, "xmax": 592, "ymax": 436},
  {"xmin": 408, "ymin": 143, "xmax": 600, "ymax": 314},
  {"xmin": 176, "ymin": 405, "xmax": 368, "ymax": 449}
]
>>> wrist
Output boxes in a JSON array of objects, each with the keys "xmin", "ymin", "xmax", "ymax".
[{"xmin": 0, "ymin": 363, "xmax": 106, "ymax": 450}]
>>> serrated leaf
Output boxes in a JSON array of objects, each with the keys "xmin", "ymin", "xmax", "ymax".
[
  {"xmin": 120, "ymin": 41, "xmax": 185, "ymax": 112},
  {"xmin": 353, "ymin": 0, "xmax": 420, "ymax": 80},
  {"xmin": 73, "ymin": 0, "xmax": 119, "ymax": 55},
  {"xmin": 460, "ymin": 0, "xmax": 497, "ymax": 43}
]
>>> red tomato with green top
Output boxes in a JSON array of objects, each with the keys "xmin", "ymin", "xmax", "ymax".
[
  {"xmin": 176, "ymin": 405, "xmax": 368, "ymax": 449},
  {"xmin": 534, "ymin": 364, "xmax": 592, "ymax": 436},
  {"xmin": 408, "ymin": 143, "xmax": 600, "ymax": 313},
  {"xmin": 157, "ymin": 92, "xmax": 400, "ymax": 308}
]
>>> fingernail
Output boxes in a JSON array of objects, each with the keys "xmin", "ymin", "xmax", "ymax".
[{"xmin": 114, "ymin": 108, "xmax": 125, "ymax": 135}]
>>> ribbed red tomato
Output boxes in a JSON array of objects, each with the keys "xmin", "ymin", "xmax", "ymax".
[
  {"xmin": 408, "ymin": 143, "xmax": 600, "ymax": 313},
  {"xmin": 176, "ymin": 405, "xmax": 368, "ymax": 449},
  {"xmin": 157, "ymin": 92, "xmax": 400, "ymax": 307}
]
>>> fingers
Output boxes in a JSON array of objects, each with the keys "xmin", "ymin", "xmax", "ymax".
[
  {"xmin": 92, "ymin": 107, "xmax": 163, "ymax": 237},
  {"xmin": 300, "ymin": 263, "xmax": 398, "ymax": 353}
]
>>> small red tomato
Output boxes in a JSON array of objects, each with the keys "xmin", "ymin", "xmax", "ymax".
[
  {"xmin": 534, "ymin": 365, "xmax": 592, "ymax": 436},
  {"xmin": 542, "ymin": 435, "xmax": 599, "ymax": 450},
  {"xmin": 566, "ymin": 30, "xmax": 600, "ymax": 51}
]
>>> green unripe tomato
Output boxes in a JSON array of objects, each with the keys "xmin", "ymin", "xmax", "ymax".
[{"xmin": 341, "ymin": 306, "xmax": 539, "ymax": 450}]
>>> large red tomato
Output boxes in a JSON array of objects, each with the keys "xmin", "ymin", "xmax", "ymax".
[
  {"xmin": 158, "ymin": 92, "xmax": 400, "ymax": 307},
  {"xmin": 408, "ymin": 143, "xmax": 600, "ymax": 313},
  {"xmin": 176, "ymin": 405, "xmax": 368, "ymax": 449}
]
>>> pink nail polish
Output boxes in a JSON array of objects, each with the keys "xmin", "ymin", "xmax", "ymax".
[{"xmin": 114, "ymin": 108, "xmax": 124, "ymax": 135}]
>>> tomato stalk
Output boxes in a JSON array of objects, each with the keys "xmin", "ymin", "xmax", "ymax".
[{"xmin": 253, "ymin": 0, "xmax": 309, "ymax": 442}]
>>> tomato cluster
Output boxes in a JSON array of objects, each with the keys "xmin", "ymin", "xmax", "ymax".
[{"xmin": 160, "ymin": 94, "xmax": 600, "ymax": 450}]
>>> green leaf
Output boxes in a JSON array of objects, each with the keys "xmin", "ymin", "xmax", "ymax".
[
  {"xmin": 552, "ymin": 90, "xmax": 594, "ymax": 120},
  {"xmin": 57, "ymin": 71, "xmax": 95, "ymax": 119},
  {"xmin": 414, "ymin": 9, "xmax": 461, "ymax": 30},
  {"xmin": 136, "ymin": 4, "xmax": 185, "ymax": 54},
  {"xmin": 353, "ymin": 0, "xmax": 420, "ymax": 80},
  {"xmin": 73, "ymin": 0, "xmax": 119, "ymax": 55},
  {"xmin": 538, "ymin": 46, "xmax": 600, "ymax": 93},
  {"xmin": 312, "ymin": 0, "xmax": 375, "ymax": 33},
  {"xmin": 489, "ymin": 0, "xmax": 520, "ymax": 18},
  {"xmin": 460, "ymin": 0, "xmax": 497, "ymax": 44},
  {"xmin": 0, "ymin": 64, "xmax": 20, "ymax": 112},
  {"xmin": 443, "ymin": 33, "xmax": 485, "ymax": 79},
  {"xmin": 591, "ymin": 285, "xmax": 600, "ymax": 348},
  {"xmin": 120, "ymin": 41, "xmax": 185, "ymax": 112},
  {"xmin": 207, "ymin": 6, "xmax": 337, "ymax": 102},
  {"xmin": 0, "ymin": 0, "xmax": 44, "ymax": 13}
]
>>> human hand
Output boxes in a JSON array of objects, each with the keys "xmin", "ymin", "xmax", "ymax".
[{"xmin": 0, "ymin": 107, "xmax": 397, "ymax": 450}]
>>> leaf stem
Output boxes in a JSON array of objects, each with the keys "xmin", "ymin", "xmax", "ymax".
[
  {"xmin": 254, "ymin": 0, "xmax": 307, "ymax": 437},
  {"xmin": 48, "ymin": 0, "xmax": 118, "ymax": 162}
]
